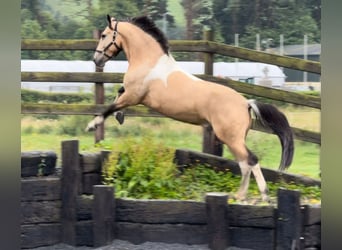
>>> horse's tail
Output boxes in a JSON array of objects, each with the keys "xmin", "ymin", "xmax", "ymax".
[{"xmin": 247, "ymin": 99, "xmax": 294, "ymax": 171}]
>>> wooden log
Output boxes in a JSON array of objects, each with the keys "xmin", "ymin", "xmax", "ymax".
[
  {"xmin": 21, "ymin": 223, "xmax": 61, "ymax": 249},
  {"xmin": 303, "ymin": 224, "xmax": 321, "ymax": 248},
  {"xmin": 175, "ymin": 149, "xmax": 321, "ymax": 187},
  {"xmin": 21, "ymin": 177, "xmax": 60, "ymax": 201},
  {"xmin": 21, "ymin": 72, "xmax": 321, "ymax": 109},
  {"xmin": 116, "ymin": 222, "xmax": 208, "ymax": 245},
  {"xmin": 80, "ymin": 153, "xmax": 102, "ymax": 173},
  {"xmin": 21, "ymin": 103, "xmax": 320, "ymax": 144},
  {"xmin": 229, "ymin": 227, "xmax": 274, "ymax": 250},
  {"xmin": 93, "ymin": 185, "xmax": 115, "ymax": 247},
  {"xmin": 76, "ymin": 220, "xmax": 93, "ymax": 246},
  {"xmin": 201, "ymin": 31, "xmax": 228, "ymax": 157},
  {"xmin": 21, "ymin": 151, "xmax": 57, "ymax": 177},
  {"xmin": 82, "ymin": 173, "xmax": 102, "ymax": 195},
  {"xmin": 228, "ymin": 204, "xmax": 275, "ymax": 228},
  {"xmin": 61, "ymin": 140, "xmax": 80, "ymax": 245},
  {"xmin": 21, "ymin": 201, "xmax": 61, "ymax": 224},
  {"xmin": 301, "ymin": 205, "xmax": 321, "ymax": 249},
  {"xmin": 21, "ymin": 71, "xmax": 124, "ymax": 83},
  {"xmin": 21, "ymin": 39, "xmax": 97, "ymax": 50},
  {"xmin": 21, "ymin": 39, "xmax": 321, "ymax": 74},
  {"xmin": 116, "ymin": 199, "xmax": 206, "ymax": 224},
  {"xmin": 302, "ymin": 205, "xmax": 321, "ymax": 226},
  {"xmin": 95, "ymin": 65, "xmax": 105, "ymax": 143},
  {"xmin": 206, "ymin": 192, "xmax": 230, "ymax": 250},
  {"xmin": 276, "ymin": 189, "xmax": 303, "ymax": 250},
  {"xmin": 202, "ymin": 124, "xmax": 223, "ymax": 156},
  {"xmin": 77, "ymin": 196, "xmax": 93, "ymax": 221}
]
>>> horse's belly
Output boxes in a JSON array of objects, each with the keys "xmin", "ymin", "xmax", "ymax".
[{"xmin": 157, "ymin": 108, "xmax": 205, "ymax": 125}]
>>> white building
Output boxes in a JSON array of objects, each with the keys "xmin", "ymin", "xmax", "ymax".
[{"xmin": 21, "ymin": 60, "xmax": 286, "ymax": 92}]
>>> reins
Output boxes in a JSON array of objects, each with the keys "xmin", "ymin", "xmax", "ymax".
[{"xmin": 96, "ymin": 21, "xmax": 122, "ymax": 59}]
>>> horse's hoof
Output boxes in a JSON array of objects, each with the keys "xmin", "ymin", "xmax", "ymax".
[
  {"xmin": 114, "ymin": 111, "xmax": 125, "ymax": 125},
  {"xmin": 85, "ymin": 125, "xmax": 95, "ymax": 132},
  {"xmin": 85, "ymin": 122, "xmax": 97, "ymax": 132},
  {"xmin": 233, "ymin": 193, "xmax": 247, "ymax": 203},
  {"xmin": 85, "ymin": 116, "xmax": 103, "ymax": 132}
]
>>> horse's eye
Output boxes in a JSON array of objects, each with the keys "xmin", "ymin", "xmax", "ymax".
[{"xmin": 101, "ymin": 34, "xmax": 106, "ymax": 39}]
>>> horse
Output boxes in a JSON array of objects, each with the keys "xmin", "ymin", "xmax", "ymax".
[{"xmin": 86, "ymin": 15, "xmax": 294, "ymax": 202}]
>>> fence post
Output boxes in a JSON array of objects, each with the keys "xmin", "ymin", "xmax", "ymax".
[
  {"xmin": 93, "ymin": 185, "xmax": 115, "ymax": 247},
  {"xmin": 94, "ymin": 32, "xmax": 105, "ymax": 143},
  {"xmin": 202, "ymin": 30, "xmax": 223, "ymax": 156},
  {"xmin": 206, "ymin": 192, "xmax": 230, "ymax": 250},
  {"xmin": 276, "ymin": 188, "xmax": 303, "ymax": 250},
  {"xmin": 61, "ymin": 140, "xmax": 81, "ymax": 245}
]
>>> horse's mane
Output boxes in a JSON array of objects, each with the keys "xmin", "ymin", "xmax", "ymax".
[{"xmin": 129, "ymin": 16, "xmax": 169, "ymax": 55}]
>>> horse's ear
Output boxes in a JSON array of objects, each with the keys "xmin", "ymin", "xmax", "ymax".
[{"xmin": 106, "ymin": 14, "xmax": 113, "ymax": 29}]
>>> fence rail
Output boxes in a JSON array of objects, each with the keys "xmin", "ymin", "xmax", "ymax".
[
  {"xmin": 21, "ymin": 38, "xmax": 321, "ymax": 146},
  {"xmin": 21, "ymin": 72, "xmax": 321, "ymax": 109},
  {"xmin": 21, "ymin": 103, "xmax": 320, "ymax": 145},
  {"xmin": 22, "ymin": 39, "xmax": 321, "ymax": 74}
]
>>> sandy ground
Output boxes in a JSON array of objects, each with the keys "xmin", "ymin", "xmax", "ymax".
[{"xmin": 27, "ymin": 240, "xmax": 253, "ymax": 250}]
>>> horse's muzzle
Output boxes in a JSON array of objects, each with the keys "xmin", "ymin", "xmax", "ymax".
[{"xmin": 93, "ymin": 52, "xmax": 107, "ymax": 68}]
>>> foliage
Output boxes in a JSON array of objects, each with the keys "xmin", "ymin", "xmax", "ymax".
[
  {"xmin": 56, "ymin": 115, "xmax": 91, "ymax": 136},
  {"xmin": 101, "ymin": 135, "xmax": 320, "ymax": 203},
  {"xmin": 21, "ymin": 89, "xmax": 116, "ymax": 104},
  {"xmin": 103, "ymin": 136, "xmax": 181, "ymax": 199},
  {"xmin": 21, "ymin": 0, "xmax": 320, "ymax": 60}
]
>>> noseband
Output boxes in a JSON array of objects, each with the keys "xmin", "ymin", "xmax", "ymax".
[{"xmin": 96, "ymin": 21, "xmax": 122, "ymax": 59}]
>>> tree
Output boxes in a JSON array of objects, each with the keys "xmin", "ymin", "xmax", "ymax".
[
  {"xmin": 91, "ymin": 0, "xmax": 140, "ymax": 29},
  {"xmin": 182, "ymin": 0, "xmax": 215, "ymax": 40}
]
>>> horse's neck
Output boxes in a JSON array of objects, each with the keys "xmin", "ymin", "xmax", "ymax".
[{"xmin": 121, "ymin": 23, "xmax": 165, "ymax": 67}]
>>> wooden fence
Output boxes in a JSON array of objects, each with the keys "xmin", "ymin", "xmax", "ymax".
[
  {"xmin": 21, "ymin": 35, "xmax": 321, "ymax": 149},
  {"xmin": 21, "ymin": 140, "xmax": 321, "ymax": 250}
]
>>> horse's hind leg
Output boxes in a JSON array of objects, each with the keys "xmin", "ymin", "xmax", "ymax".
[{"xmin": 217, "ymin": 132, "xmax": 269, "ymax": 202}]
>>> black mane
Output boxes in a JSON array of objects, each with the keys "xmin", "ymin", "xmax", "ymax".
[{"xmin": 129, "ymin": 16, "xmax": 169, "ymax": 55}]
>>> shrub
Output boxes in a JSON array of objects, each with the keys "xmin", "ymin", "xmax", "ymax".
[
  {"xmin": 103, "ymin": 136, "xmax": 182, "ymax": 199},
  {"xmin": 38, "ymin": 125, "xmax": 53, "ymax": 134},
  {"xmin": 22, "ymin": 125, "xmax": 34, "ymax": 134},
  {"xmin": 56, "ymin": 115, "xmax": 90, "ymax": 136}
]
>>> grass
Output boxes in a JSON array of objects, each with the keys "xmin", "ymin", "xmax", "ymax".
[{"xmin": 21, "ymin": 105, "xmax": 320, "ymax": 179}]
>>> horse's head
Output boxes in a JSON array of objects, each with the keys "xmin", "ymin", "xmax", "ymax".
[{"xmin": 93, "ymin": 15, "xmax": 122, "ymax": 68}]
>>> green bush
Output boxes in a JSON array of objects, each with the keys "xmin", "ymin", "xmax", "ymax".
[
  {"xmin": 21, "ymin": 88, "xmax": 117, "ymax": 104},
  {"xmin": 37, "ymin": 125, "xmax": 53, "ymax": 134},
  {"xmin": 22, "ymin": 125, "xmax": 34, "ymax": 134},
  {"xmin": 103, "ymin": 136, "xmax": 181, "ymax": 199},
  {"xmin": 56, "ymin": 115, "xmax": 90, "ymax": 136},
  {"xmin": 102, "ymin": 135, "xmax": 321, "ymax": 203}
]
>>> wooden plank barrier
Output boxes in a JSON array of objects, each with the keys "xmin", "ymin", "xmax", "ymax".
[
  {"xmin": 206, "ymin": 193, "xmax": 230, "ymax": 250},
  {"xmin": 276, "ymin": 189, "xmax": 303, "ymax": 250},
  {"xmin": 61, "ymin": 140, "xmax": 81, "ymax": 246},
  {"xmin": 93, "ymin": 185, "xmax": 115, "ymax": 247},
  {"xmin": 21, "ymin": 140, "xmax": 321, "ymax": 249}
]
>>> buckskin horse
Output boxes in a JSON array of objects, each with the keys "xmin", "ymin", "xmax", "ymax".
[{"xmin": 86, "ymin": 15, "xmax": 294, "ymax": 202}]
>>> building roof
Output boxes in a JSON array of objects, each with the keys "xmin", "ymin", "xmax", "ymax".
[{"xmin": 268, "ymin": 43, "xmax": 321, "ymax": 56}]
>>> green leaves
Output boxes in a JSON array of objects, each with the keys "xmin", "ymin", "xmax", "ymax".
[{"xmin": 102, "ymin": 135, "xmax": 320, "ymax": 204}]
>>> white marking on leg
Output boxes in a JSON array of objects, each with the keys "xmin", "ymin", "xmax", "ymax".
[
  {"xmin": 236, "ymin": 160, "xmax": 252, "ymax": 201},
  {"xmin": 251, "ymin": 163, "xmax": 269, "ymax": 202},
  {"xmin": 86, "ymin": 116, "xmax": 104, "ymax": 131}
]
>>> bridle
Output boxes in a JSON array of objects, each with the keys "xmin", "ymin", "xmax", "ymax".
[{"xmin": 95, "ymin": 21, "xmax": 122, "ymax": 59}]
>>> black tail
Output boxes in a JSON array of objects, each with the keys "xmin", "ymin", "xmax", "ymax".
[{"xmin": 248, "ymin": 100, "xmax": 294, "ymax": 171}]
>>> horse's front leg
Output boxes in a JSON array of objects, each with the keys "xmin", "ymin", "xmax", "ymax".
[{"xmin": 85, "ymin": 87, "xmax": 127, "ymax": 132}]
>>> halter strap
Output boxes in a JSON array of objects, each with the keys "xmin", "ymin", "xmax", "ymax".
[{"xmin": 96, "ymin": 21, "xmax": 122, "ymax": 58}]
